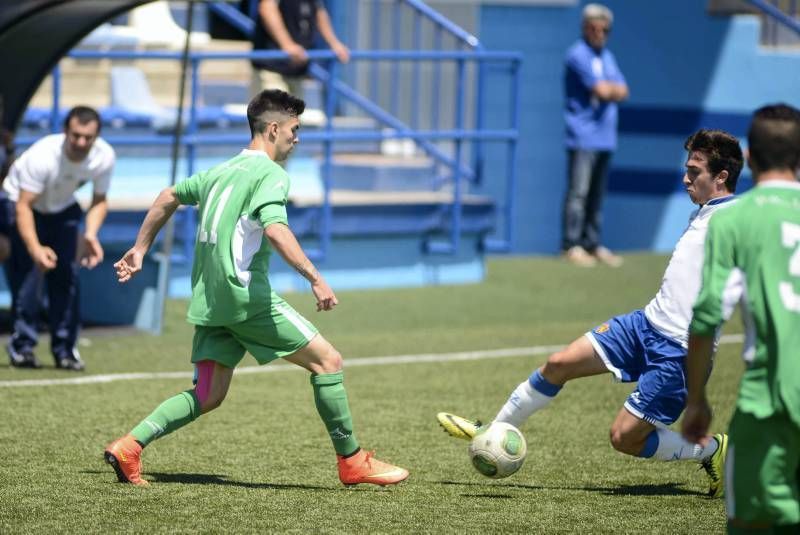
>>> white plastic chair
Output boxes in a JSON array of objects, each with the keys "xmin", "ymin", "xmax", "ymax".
[
  {"xmin": 110, "ymin": 66, "xmax": 180, "ymax": 131},
  {"xmin": 128, "ymin": 1, "xmax": 210, "ymax": 50}
]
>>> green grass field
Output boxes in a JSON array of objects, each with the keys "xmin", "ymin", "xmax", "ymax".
[{"xmin": 0, "ymin": 255, "xmax": 742, "ymax": 533}]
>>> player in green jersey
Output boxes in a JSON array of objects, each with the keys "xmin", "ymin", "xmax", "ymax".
[
  {"xmin": 683, "ymin": 104, "xmax": 800, "ymax": 533},
  {"xmin": 103, "ymin": 89, "xmax": 409, "ymax": 488}
]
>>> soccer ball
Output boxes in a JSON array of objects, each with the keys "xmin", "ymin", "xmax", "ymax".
[{"xmin": 468, "ymin": 421, "xmax": 527, "ymax": 479}]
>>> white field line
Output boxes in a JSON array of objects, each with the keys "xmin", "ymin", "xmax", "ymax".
[{"xmin": 0, "ymin": 334, "xmax": 745, "ymax": 389}]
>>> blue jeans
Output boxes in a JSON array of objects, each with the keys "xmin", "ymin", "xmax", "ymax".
[
  {"xmin": 3, "ymin": 200, "xmax": 82, "ymax": 360},
  {"xmin": 562, "ymin": 149, "xmax": 612, "ymax": 252}
]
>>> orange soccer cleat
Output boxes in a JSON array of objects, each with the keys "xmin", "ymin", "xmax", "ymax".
[
  {"xmin": 104, "ymin": 434, "xmax": 149, "ymax": 486},
  {"xmin": 337, "ymin": 449, "xmax": 409, "ymax": 487}
]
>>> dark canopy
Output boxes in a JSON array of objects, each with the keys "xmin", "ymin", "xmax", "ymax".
[{"xmin": 0, "ymin": 0, "xmax": 153, "ymax": 132}]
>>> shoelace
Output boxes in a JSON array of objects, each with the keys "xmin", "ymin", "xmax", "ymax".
[{"xmin": 701, "ymin": 458, "xmax": 719, "ymax": 479}]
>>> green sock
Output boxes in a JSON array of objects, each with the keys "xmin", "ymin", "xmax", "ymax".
[
  {"xmin": 311, "ymin": 372, "xmax": 359, "ymax": 456},
  {"xmin": 130, "ymin": 390, "xmax": 201, "ymax": 447}
]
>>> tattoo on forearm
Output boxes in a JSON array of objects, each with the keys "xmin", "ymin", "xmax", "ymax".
[{"xmin": 294, "ymin": 260, "xmax": 318, "ymax": 282}]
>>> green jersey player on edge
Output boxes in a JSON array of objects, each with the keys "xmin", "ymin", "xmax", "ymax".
[
  {"xmin": 104, "ymin": 89, "xmax": 409, "ymax": 488},
  {"xmin": 683, "ymin": 104, "xmax": 800, "ymax": 533}
]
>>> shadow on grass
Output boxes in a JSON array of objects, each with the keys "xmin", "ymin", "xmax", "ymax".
[
  {"xmin": 83, "ymin": 469, "xmax": 331, "ymax": 491},
  {"xmin": 147, "ymin": 472, "xmax": 406, "ymax": 493},
  {"xmin": 438, "ymin": 480, "xmax": 705, "ymax": 497},
  {"xmin": 148, "ymin": 472, "xmax": 332, "ymax": 490},
  {"xmin": 461, "ymin": 493, "xmax": 515, "ymax": 499}
]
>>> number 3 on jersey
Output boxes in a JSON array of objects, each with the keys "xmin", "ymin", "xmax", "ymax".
[
  {"xmin": 780, "ymin": 221, "xmax": 800, "ymax": 312},
  {"xmin": 198, "ymin": 183, "xmax": 234, "ymax": 245}
]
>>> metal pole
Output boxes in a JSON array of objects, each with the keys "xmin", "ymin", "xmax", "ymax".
[
  {"xmin": 370, "ymin": 0, "xmax": 381, "ymax": 104},
  {"xmin": 391, "ymin": 0, "xmax": 401, "ymax": 117},
  {"xmin": 321, "ymin": 59, "xmax": 339, "ymax": 260},
  {"xmin": 449, "ymin": 58, "xmax": 466, "ymax": 252},
  {"xmin": 51, "ymin": 65, "xmax": 61, "ymax": 133},
  {"xmin": 410, "ymin": 10, "xmax": 422, "ymax": 129},
  {"xmin": 152, "ymin": 0, "xmax": 195, "ymax": 334},
  {"xmin": 505, "ymin": 59, "xmax": 522, "ymax": 252}
]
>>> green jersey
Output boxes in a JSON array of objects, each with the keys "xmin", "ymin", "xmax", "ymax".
[
  {"xmin": 174, "ymin": 150, "xmax": 290, "ymax": 326},
  {"xmin": 691, "ymin": 181, "xmax": 800, "ymax": 426}
]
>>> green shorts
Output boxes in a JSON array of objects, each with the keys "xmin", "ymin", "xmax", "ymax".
[
  {"xmin": 726, "ymin": 409, "xmax": 800, "ymax": 528},
  {"xmin": 190, "ymin": 296, "xmax": 319, "ymax": 368}
]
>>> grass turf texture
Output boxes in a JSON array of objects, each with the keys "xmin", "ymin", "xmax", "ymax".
[{"xmin": 0, "ymin": 254, "xmax": 741, "ymax": 533}]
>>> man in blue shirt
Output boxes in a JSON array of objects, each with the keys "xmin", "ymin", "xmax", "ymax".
[{"xmin": 562, "ymin": 3, "xmax": 628, "ymax": 267}]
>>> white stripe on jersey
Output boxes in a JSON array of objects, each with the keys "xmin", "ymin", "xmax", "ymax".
[
  {"xmin": 727, "ymin": 270, "xmax": 757, "ymax": 364},
  {"xmin": 644, "ymin": 198, "xmax": 737, "ymax": 348},
  {"xmin": 585, "ymin": 331, "xmax": 623, "ymax": 381},
  {"xmin": 275, "ymin": 302, "xmax": 315, "ymax": 341},
  {"xmin": 231, "ymin": 215, "xmax": 264, "ymax": 286}
]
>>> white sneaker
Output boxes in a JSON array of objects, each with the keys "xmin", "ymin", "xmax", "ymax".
[
  {"xmin": 594, "ymin": 246, "xmax": 623, "ymax": 267},
  {"xmin": 563, "ymin": 246, "xmax": 596, "ymax": 267}
]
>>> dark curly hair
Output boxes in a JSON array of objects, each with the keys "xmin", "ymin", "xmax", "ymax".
[{"xmin": 684, "ymin": 129, "xmax": 743, "ymax": 193}]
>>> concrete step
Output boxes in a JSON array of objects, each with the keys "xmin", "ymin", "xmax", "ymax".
[
  {"xmin": 330, "ymin": 153, "xmax": 437, "ymax": 191},
  {"xmin": 29, "ymin": 39, "xmax": 251, "ymax": 109}
]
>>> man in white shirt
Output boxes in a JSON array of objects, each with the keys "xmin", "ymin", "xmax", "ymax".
[
  {"xmin": 2, "ymin": 106, "xmax": 115, "ymax": 370},
  {"xmin": 438, "ymin": 129, "xmax": 743, "ymax": 498}
]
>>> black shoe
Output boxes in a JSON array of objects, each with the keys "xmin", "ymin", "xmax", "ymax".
[
  {"xmin": 55, "ymin": 353, "xmax": 85, "ymax": 372},
  {"xmin": 8, "ymin": 347, "xmax": 42, "ymax": 369}
]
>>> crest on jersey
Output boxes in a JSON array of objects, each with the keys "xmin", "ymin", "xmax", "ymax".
[{"xmin": 594, "ymin": 323, "xmax": 610, "ymax": 334}]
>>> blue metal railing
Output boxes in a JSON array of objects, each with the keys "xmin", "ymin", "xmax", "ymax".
[
  {"xmin": 746, "ymin": 0, "xmax": 800, "ymax": 45},
  {"xmin": 208, "ymin": 1, "xmax": 256, "ymax": 36},
  {"xmin": 25, "ymin": 47, "xmax": 521, "ymax": 258},
  {"xmin": 209, "ymin": 0, "xmax": 491, "ymax": 186}
]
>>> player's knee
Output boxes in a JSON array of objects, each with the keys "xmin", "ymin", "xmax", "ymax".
[
  {"xmin": 199, "ymin": 395, "xmax": 223, "ymax": 414},
  {"xmin": 542, "ymin": 352, "xmax": 571, "ymax": 384},
  {"xmin": 197, "ymin": 388, "xmax": 226, "ymax": 414},
  {"xmin": 317, "ymin": 345, "xmax": 343, "ymax": 374},
  {"xmin": 608, "ymin": 427, "xmax": 639, "ymax": 456}
]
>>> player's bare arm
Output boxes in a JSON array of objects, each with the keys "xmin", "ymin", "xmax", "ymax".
[
  {"xmin": 80, "ymin": 192, "xmax": 108, "ymax": 269},
  {"xmin": 114, "ymin": 186, "xmax": 180, "ymax": 283},
  {"xmin": 316, "ymin": 7, "xmax": 350, "ymax": 63},
  {"xmin": 16, "ymin": 189, "xmax": 57, "ymax": 271},
  {"xmin": 265, "ymin": 222, "xmax": 338, "ymax": 311},
  {"xmin": 260, "ymin": 0, "xmax": 307, "ymax": 65},
  {"xmin": 681, "ymin": 332, "xmax": 716, "ymax": 445}
]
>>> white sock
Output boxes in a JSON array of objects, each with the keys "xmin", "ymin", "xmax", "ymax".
[
  {"xmin": 652, "ymin": 429, "xmax": 719, "ymax": 461},
  {"xmin": 493, "ymin": 380, "xmax": 555, "ymax": 428}
]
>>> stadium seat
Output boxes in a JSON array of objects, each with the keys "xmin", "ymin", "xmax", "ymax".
[
  {"xmin": 109, "ymin": 66, "xmax": 178, "ymax": 131},
  {"xmin": 109, "ymin": 66, "xmax": 230, "ymax": 131},
  {"xmin": 21, "ymin": 107, "xmax": 56, "ymax": 130},
  {"xmin": 128, "ymin": 1, "xmax": 210, "ymax": 50},
  {"xmin": 76, "ymin": 23, "xmax": 140, "ymax": 51}
]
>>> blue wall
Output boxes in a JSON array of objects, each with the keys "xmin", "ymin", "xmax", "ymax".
[{"xmin": 478, "ymin": 0, "xmax": 800, "ymax": 253}]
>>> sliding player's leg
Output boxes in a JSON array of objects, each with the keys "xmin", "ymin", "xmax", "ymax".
[
  {"xmin": 438, "ymin": 332, "xmax": 608, "ymax": 440},
  {"xmin": 615, "ymin": 357, "xmax": 725, "ymax": 496}
]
